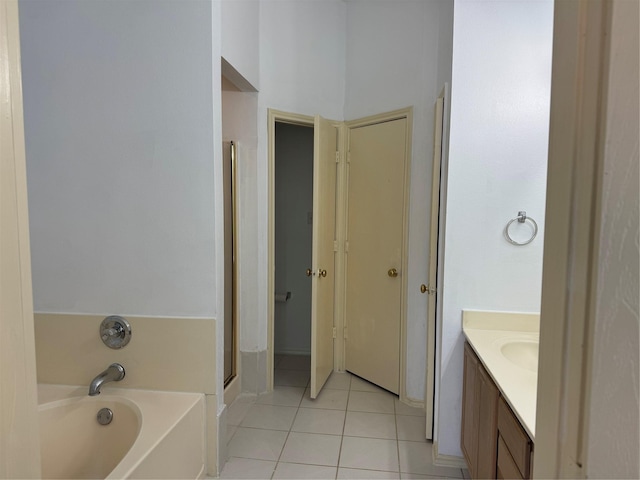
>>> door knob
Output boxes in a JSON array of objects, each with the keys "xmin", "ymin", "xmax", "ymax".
[
  {"xmin": 388, "ymin": 268, "xmax": 398, "ymax": 278},
  {"xmin": 319, "ymin": 269, "xmax": 327, "ymax": 278},
  {"xmin": 420, "ymin": 284, "xmax": 436, "ymax": 294},
  {"xmin": 306, "ymin": 268, "xmax": 314, "ymax": 277}
]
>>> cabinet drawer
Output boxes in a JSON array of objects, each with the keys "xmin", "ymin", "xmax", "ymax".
[
  {"xmin": 497, "ymin": 397, "xmax": 531, "ymax": 477},
  {"xmin": 497, "ymin": 435, "xmax": 523, "ymax": 480}
]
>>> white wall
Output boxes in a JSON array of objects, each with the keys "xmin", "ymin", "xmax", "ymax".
[
  {"xmin": 586, "ymin": 0, "xmax": 639, "ymax": 476},
  {"xmin": 20, "ymin": 0, "xmax": 217, "ymax": 318},
  {"xmin": 344, "ymin": 0, "xmax": 451, "ymax": 400},
  {"xmin": 436, "ymin": 0, "xmax": 553, "ymax": 456},
  {"xmin": 274, "ymin": 123, "xmax": 314, "ymax": 355},
  {"xmin": 249, "ymin": 0, "xmax": 347, "ymax": 355},
  {"xmin": 221, "ymin": 0, "xmax": 259, "ymax": 90}
]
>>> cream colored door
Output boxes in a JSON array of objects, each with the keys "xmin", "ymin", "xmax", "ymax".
[
  {"xmin": 424, "ymin": 93, "xmax": 444, "ymax": 439},
  {"xmin": 345, "ymin": 117, "xmax": 408, "ymax": 394},
  {"xmin": 310, "ymin": 115, "xmax": 337, "ymax": 398}
]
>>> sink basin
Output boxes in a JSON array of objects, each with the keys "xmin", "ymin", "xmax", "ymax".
[{"xmin": 500, "ymin": 341, "xmax": 539, "ymax": 372}]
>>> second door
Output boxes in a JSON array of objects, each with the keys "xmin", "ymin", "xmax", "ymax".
[{"xmin": 345, "ymin": 116, "xmax": 408, "ymax": 394}]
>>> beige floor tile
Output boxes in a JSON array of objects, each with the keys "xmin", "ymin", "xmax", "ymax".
[
  {"xmin": 278, "ymin": 354, "xmax": 311, "ymax": 371},
  {"xmin": 394, "ymin": 399, "xmax": 425, "ymax": 417},
  {"xmin": 219, "ymin": 457, "xmax": 276, "ymax": 479},
  {"xmin": 301, "ymin": 387, "xmax": 349, "ymax": 410},
  {"xmin": 240, "ymin": 404, "xmax": 298, "ymax": 431},
  {"xmin": 280, "ymin": 432, "xmax": 343, "ymax": 466},
  {"xmin": 397, "ymin": 441, "xmax": 462, "ymax": 478},
  {"xmin": 343, "ymin": 411, "xmax": 396, "ymax": 439},
  {"xmin": 324, "ymin": 371, "xmax": 352, "ymax": 390},
  {"xmin": 339, "ymin": 436, "xmax": 399, "ymax": 472},
  {"xmin": 338, "ymin": 468, "xmax": 401, "ymax": 479},
  {"xmin": 292, "ymin": 407, "xmax": 346, "ymax": 435},
  {"xmin": 348, "ymin": 391, "xmax": 395, "ymax": 414},
  {"xmin": 350, "ymin": 375, "xmax": 388, "ymax": 393},
  {"xmin": 256, "ymin": 386, "xmax": 305, "ymax": 407},
  {"xmin": 273, "ymin": 462, "xmax": 337, "ymax": 479},
  {"xmin": 396, "ymin": 415, "xmax": 426, "ymax": 441},
  {"xmin": 227, "ymin": 427, "xmax": 288, "ymax": 461},
  {"xmin": 275, "ymin": 369, "xmax": 310, "ymax": 387},
  {"xmin": 227, "ymin": 401, "xmax": 254, "ymax": 426}
]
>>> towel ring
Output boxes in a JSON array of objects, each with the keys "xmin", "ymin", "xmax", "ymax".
[{"xmin": 504, "ymin": 211, "xmax": 538, "ymax": 246}]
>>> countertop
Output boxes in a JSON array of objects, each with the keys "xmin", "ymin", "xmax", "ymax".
[{"xmin": 462, "ymin": 310, "xmax": 539, "ymax": 440}]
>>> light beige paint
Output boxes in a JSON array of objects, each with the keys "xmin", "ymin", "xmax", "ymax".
[
  {"xmin": 34, "ymin": 313, "xmax": 216, "ymax": 393},
  {"xmin": 0, "ymin": 0, "xmax": 41, "ymax": 477},
  {"xmin": 344, "ymin": 110, "xmax": 411, "ymax": 394},
  {"xmin": 583, "ymin": 0, "xmax": 639, "ymax": 476},
  {"xmin": 424, "ymin": 92, "xmax": 444, "ymax": 439},
  {"xmin": 534, "ymin": 0, "xmax": 639, "ymax": 477},
  {"xmin": 310, "ymin": 115, "xmax": 338, "ymax": 398}
]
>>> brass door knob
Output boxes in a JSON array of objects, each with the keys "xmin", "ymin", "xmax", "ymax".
[
  {"xmin": 306, "ymin": 268, "xmax": 313, "ymax": 277},
  {"xmin": 319, "ymin": 269, "xmax": 327, "ymax": 278},
  {"xmin": 421, "ymin": 284, "xmax": 436, "ymax": 294},
  {"xmin": 388, "ymin": 268, "xmax": 398, "ymax": 278}
]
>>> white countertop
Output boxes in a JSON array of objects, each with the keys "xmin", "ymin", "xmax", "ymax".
[{"xmin": 462, "ymin": 310, "xmax": 539, "ymax": 440}]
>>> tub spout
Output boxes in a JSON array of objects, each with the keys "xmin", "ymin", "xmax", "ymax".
[{"xmin": 89, "ymin": 363, "xmax": 125, "ymax": 396}]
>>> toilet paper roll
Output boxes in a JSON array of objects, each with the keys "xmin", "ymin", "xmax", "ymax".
[{"xmin": 275, "ymin": 292, "xmax": 291, "ymax": 303}]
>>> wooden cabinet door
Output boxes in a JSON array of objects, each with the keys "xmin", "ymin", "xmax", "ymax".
[
  {"xmin": 477, "ymin": 363, "xmax": 499, "ymax": 478},
  {"xmin": 461, "ymin": 343, "xmax": 479, "ymax": 477}
]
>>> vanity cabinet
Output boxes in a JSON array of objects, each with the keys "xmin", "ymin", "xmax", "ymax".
[
  {"xmin": 461, "ymin": 342, "xmax": 533, "ymax": 479},
  {"xmin": 497, "ymin": 397, "xmax": 533, "ymax": 479},
  {"xmin": 461, "ymin": 342, "xmax": 498, "ymax": 479}
]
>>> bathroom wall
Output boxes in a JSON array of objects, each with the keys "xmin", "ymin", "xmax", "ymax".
[
  {"xmin": 221, "ymin": 74, "xmax": 259, "ymax": 398},
  {"xmin": 241, "ymin": 1, "xmax": 347, "ymax": 381},
  {"xmin": 344, "ymin": 0, "xmax": 453, "ymax": 401},
  {"xmin": 585, "ymin": 0, "xmax": 639, "ymax": 475},
  {"xmin": 19, "ymin": 0, "xmax": 225, "ymax": 473},
  {"xmin": 274, "ymin": 122, "xmax": 314, "ymax": 355},
  {"xmin": 20, "ymin": 0, "xmax": 217, "ymax": 318},
  {"xmin": 221, "ymin": 0, "xmax": 259, "ymax": 91},
  {"xmin": 436, "ymin": 0, "xmax": 553, "ymax": 457}
]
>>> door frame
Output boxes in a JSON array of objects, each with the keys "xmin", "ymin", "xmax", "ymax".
[
  {"xmin": 342, "ymin": 107, "xmax": 413, "ymax": 403},
  {"xmin": 266, "ymin": 109, "xmax": 316, "ymax": 391},
  {"xmin": 424, "ymin": 91, "xmax": 445, "ymax": 439}
]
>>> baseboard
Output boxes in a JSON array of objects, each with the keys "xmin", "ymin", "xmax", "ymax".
[
  {"xmin": 432, "ymin": 441, "xmax": 468, "ymax": 468},
  {"xmin": 275, "ymin": 349, "xmax": 310, "ymax": 356},
  {"xmin": 224, "ymin": 375, "xmax": 240, "ymax": 406},
  {"xmin": 399, "ymin": 394, "xmax": 425, "ymax": 409}
]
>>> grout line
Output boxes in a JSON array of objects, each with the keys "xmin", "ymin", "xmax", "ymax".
[
  {"xmin": 333, "ymin": 371, "xmax": 352, "ymax": 479},
  {"xmin": 394, "ymin": 394, "xmax": 402, "ymax": 475}
]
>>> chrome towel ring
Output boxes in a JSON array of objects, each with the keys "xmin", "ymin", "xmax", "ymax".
[{"xmin": 504, "ymin": 211, "xmax": 538, "ymax": 246}]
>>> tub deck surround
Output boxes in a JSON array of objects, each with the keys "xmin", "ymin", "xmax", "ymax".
[
  {"xmin": 461, "ymin": 310, "xmax": 539, "ymax": 440},
  {"xmin": 38, "ymin": 384, "xmax": 206, "ymax": 479}
]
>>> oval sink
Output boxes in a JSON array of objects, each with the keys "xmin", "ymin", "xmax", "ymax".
[{"xmin": 500, "ymin": 341, "xmax": 539, "ymax": 372}]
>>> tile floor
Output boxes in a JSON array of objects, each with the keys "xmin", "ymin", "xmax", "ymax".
[{"xmin": 220, "ymin": 355, "xmax": 468, "ymax": 479}]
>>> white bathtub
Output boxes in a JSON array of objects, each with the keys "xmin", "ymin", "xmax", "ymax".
[{"xmin": 38, "ymin": 385, "xmax": 205, "ymax": 479}]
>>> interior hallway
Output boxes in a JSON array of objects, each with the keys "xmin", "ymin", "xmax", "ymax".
[{"xmin": 220, "ymin": 355, "xmax": 469, "ymax": 479}]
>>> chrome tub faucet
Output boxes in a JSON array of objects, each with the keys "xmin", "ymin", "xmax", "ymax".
[{"xmin": 88, "ymin": 363, "xmax": 125, "ymax": 396}]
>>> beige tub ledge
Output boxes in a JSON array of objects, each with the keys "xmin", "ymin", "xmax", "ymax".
[{"xmin": 461, "ymin": 310, "xmax": 539, "ymax": 440}]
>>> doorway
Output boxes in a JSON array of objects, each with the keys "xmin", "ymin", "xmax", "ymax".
[
  {"xmin": 273, "ymin": 121, "xmax": 314, "ymax": 387},
  {"xmin": 267, "ymin": 108, "xmax": 412, "ymax": 402}
]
